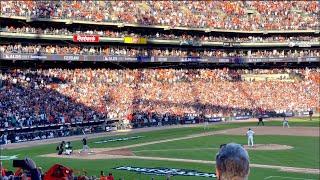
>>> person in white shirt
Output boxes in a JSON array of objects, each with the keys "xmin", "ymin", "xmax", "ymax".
[{"xmin": 246, "ymin": 128, "xmax": 255, "ymax": 147}]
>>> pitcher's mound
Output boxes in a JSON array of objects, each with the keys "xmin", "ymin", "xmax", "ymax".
[{"xmin": 243, "ymin": 144, "xmax": 293, "ymax": 150}]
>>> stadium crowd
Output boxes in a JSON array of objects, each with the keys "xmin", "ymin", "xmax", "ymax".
[
  {"xmin": 2, "ymin": 26, "xmax": 319, "ymax": 43},
  {"xmin": 1, "ymin": 124, "xmax": 105, "ymax": 144},
  {"xmin": 0, "ymin": 158, "xmax": 115, "ymax": 180},
  {"xmin": 1, "ymin": 1, "xmax": 319, "ymax": 30},
  {"xmin": 1, "ymin": 44, "xmax": 319, "ymax": 58},
  {"xmin": 1, "ymin": 68, "xmax": 319, "ymax": 130}
]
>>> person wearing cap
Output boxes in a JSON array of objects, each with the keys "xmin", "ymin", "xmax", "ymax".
[
  {"xmin": 246, "ymin": 128, "xmax": 255, "ymax": 147},
  {"xmin": 215, "ymin": 143, "xmax": 250, "ymax": 180}
]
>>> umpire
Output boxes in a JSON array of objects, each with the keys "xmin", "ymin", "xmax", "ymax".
[{"xmin": 257, "ymin": 116, "xmax": 264, "ymax": 126}]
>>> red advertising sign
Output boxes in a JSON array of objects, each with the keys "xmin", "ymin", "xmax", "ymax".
[{"xmin": 73, "ymin": 35, "xmax": 99, "ymax": 42}]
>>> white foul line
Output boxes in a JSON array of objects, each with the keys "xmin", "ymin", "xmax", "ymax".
[
  {"xmin": 264, "ymin": 176, "xmax": 316, "ymax": 180},
  {"xmin": 133, "ymin": 147, "xmax": 219, "ymax": 153}
]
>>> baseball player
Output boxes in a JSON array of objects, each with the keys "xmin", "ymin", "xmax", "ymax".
[
  {"xmin": 203, "ymin": 118, "xmax": 209, "ymax": 130},
  {"xmin": 246, "ymin": 128, "xmax": 255, "ymax": 147},
  {"xmin": 282, "ymin": 116, "xmax": 290, "ymax": 128},
  {"xmin": 80, "ymin": 137, "xmax": 89, "ymax": 153},
  {"xmin": 257, "ymin": 116, "xmax": 264, "ymax": 126}
]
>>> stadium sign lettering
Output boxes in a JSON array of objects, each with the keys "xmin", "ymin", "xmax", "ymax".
[
  {"xmin": 235, "ymin": 115, "xmax": 252, "ymax": 120},
  {"xmin": 208, "ymin": 117, "xmax": 222, "ymax": 122},
  {"xmin": 306, "ymin": 57, "xmax": 319, "ymax": 62},
  {"xmin": 64, "ymin": 55, "xmax": 80, "ymax": 61},
  {"xmin": 114, "ymin": 166, "xmax": 216, "ymax": 178},
  {"xmin": 198, "ymin": 58, "xmax": 208, "ymax": 62},
  {"xmin": 180, "ymin": 57, "xmax": 200, "ymax": 62},
  {"xmin": 73, "ymin": 35, "xmax": 99, "ymax": 42},
  {"xmin": 157, "ymin": 57, "xmax": 168, "ymax": 62},
  {"xmin": 218, "ymin": 58, "xmax": 230, "ymax": 63},
  {"xmin": 124, "ymin": 57, "xmax": 137, "ymax": 61},
  {"xmin": 247, "ymin": 58, "xmax": 273, "ymax": 63},
  {"xmin": 104, "ymin": 56, "xmax": 118, "ymax": 61},
  {"xmin": 30, "ymin": 55, "xmax": 47, "ymax": 59},
  {"xmin": 3, "ymin": 54, "xmax": 22, "ymax": 59}
]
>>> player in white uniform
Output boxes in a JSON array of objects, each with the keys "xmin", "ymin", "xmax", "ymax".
[
  {"xmin": 246, "ymin": 128, "xmax": 255, "ymax": 147},
  {"xmin": 204, "ymin": 118, "xmax": 209, "ymax": 130},
  {"xmin": 283, "ymin": 116, "xmax": 290, "ymax": 128}
]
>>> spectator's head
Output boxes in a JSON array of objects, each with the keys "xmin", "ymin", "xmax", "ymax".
[{"xmin": 215, "ymin": 143, "xmax": 250, "ymax": 180}]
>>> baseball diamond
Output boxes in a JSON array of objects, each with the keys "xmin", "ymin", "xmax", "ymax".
[{"xmin": 0, "ymin": 1, "xmax": 320, "ymax": 180}]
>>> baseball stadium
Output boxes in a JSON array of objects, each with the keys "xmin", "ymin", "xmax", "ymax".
[{"xmin": 0, "ymin": 1, "xmax": 319, "ymax": 180}]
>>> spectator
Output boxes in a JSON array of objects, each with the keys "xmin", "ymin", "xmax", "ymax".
[
  {"xmin": 215, "ymin": 143, "xmax": 250, "ymax": 180},
  {"xmin": 106, "ymin": 172, "xmax": 114, "ymax": 180},
  {"xmin": 0, "ymin": 161, "xmax": 6, "ymax": 178},
  {"xmin": 100, "ymin": 171, "xmax": 106, "ymax": 180}
]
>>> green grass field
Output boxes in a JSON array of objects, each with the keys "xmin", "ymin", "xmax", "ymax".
[{"xmin": 1, "ymin": 117, "xmax": 319, "ymax": 179}]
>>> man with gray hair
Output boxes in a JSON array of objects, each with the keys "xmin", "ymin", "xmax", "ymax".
[{"xmin": 215, "ymin": 143, "xmax": 250, "ymax": 180}]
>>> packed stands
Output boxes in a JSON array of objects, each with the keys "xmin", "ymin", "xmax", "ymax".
[
  {"xmin": 1, "ymin": 68, "xmax": 318, "ymax": 131},
  {"xmin": 1, "ymin": 1, "xmax": 319, "ymax": 30}
]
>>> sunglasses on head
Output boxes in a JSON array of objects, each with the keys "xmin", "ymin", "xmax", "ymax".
[{"xmin": 219, "ymin": 144, "xmax": 226, "ymax": 149}]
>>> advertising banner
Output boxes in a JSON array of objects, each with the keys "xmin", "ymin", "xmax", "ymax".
[
  {"xmin": 73, "ymin": 35, "xmax": 99, "ymax": 42},
  {"xmin": 124, "ymin": 37, "xmax": 147, "ymax": 44},
  {"xmin": 207, "ymin": 117, "xmax": 223, "ymax": 122},
  {"xmin": 0, "ymin": 53, "xmax": 318, "ymax": 63},
  {"xmin": 1, "ymin": 54, "xmax": 48, "ymax": 60},
  {"xmin": 234, "ymin": 115, "xmax": 252, "ymax": 120}
]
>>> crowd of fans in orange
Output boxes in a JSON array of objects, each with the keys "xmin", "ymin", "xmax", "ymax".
[
  {"xmin": 1, "ymin": 68, "xmax": 319, "ymax": 129},
  {"xmin": 1, "ymin": 1, "xmax": 319, "ymax": 30}
]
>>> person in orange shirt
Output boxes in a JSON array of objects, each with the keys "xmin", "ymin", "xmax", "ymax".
[
  {"xmin": 0, "ymin": 161, "xmax": 6, "ymax": 177},
  {"xmin": 100, "ymin": 171, "xmax": 106, "ymax": 180}
]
